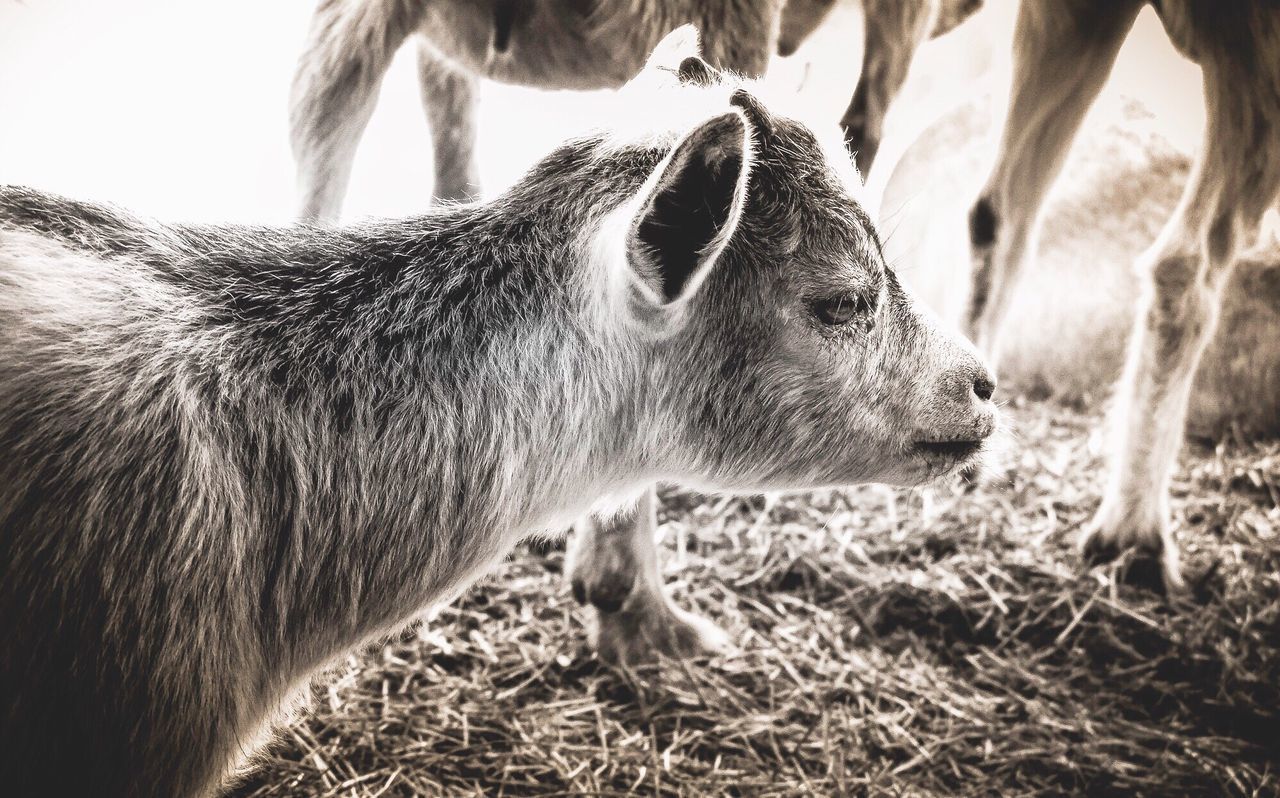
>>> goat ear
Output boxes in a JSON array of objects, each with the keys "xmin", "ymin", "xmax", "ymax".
[
  {"xmin": 730, "ymin": 89, "xmax": 775, "ymax": 138},
  {"xmin": 676, "ymin": 55, "xmax": 720, "ymax": 86},
  {"xmin": 625, "ymin": 111, "xmax": 752, "ymax": 310}
]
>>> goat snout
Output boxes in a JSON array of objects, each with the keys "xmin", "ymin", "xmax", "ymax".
[
  {"xmin": 912, "ymin": 361, "xmax": 998, "ymax": 462},
  {"xmin": 942, "ymin": 361, "xmax": 998, "ymax": 415},
  {"xmin": 969, "ymin": 368, "xmax": 999, "ymax": 437}
]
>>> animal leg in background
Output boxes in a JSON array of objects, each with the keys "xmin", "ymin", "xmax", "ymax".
[
  {"xmin": 777, "ymin": 0, "xmax": 837, "ymax": 57},
  {"xmin": 416, "ymin": 40, "xmax": 482, "ymax": 203},
  {"xmin": 290, "ymin": 0, "xmax": 423, "ymax": 220},
  {"xmin": 841, "ymin": 0, "xmax": 940, "ymax": 176},
  {"xmin": 1083, "ymin": 10, "xmax": 1280, "ymax": 589},
  {"xmin": 965, "ymin": 0, "xmax": 1142, "ymax": 367}
]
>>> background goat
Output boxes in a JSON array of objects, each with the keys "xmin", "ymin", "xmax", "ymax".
[{"xmin": 961, "ymin": 1, "xmax": 1280, "ymax": 590}]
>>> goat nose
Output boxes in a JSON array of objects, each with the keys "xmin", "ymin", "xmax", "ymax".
[{"xmin": 973, "ymin": 370, "xmax": 996, "ymax": 403}]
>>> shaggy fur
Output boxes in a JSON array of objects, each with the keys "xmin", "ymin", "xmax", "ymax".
[
  {"xmin": 288, "ymin": 0, "xmax": 789, "ymax": 667},
  {"xmin": 0, "ymin": 47, "xmax": 996, "ymax": 797}
]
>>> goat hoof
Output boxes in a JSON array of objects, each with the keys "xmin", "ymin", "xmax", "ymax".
[
  {"xmin": 1080, "ymin": 515, "xmax": 1185, "ymax": 595},
  {"xmin": 590, "ymin": 595, "xmax": 731, "ymax": 668},
  {"xmin": 1080, "ymin": 528, "xmax": 1124, "ymax": 567},
  {"xmin": 570, "ymin": 571, "xmax": 635, "ymax": 614}
]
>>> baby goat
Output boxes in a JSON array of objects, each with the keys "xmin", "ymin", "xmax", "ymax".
[{"xmin": 0, "ymin": 41, "xmax": 996, "ymax": 797}]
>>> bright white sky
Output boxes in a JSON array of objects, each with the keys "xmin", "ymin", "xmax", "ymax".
[{"xmin": 0, "ymin": 0, "xmax": 1201, "ymax": 228}]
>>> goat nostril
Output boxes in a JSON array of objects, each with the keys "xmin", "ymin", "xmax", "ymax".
[{"xmin": 973, "ymin": 374, "xmax": 996, "ymax": 403}]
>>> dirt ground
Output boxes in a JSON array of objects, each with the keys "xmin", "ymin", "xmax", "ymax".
[{"xmin": 226, "ymin": 397, "xmax": 1280, "ymax": 797}]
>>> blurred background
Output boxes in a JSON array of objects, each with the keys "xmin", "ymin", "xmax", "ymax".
[
  {"xmin": 5, "ymin": 0, "xmax": 1274, "ymax": 436},
  {"xmin": 0, "ymin": 0, "xmax": 1199, "ymax": 221}
]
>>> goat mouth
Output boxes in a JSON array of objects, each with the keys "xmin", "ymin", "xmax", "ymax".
[{"xmin": 913, "ymin": 439, "xmax": 985, "ymax": 459}]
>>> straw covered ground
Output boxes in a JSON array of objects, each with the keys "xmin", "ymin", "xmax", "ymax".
[{"xmin": 227, "ymin": 398, "xmax": 1280, "ymax": 797}]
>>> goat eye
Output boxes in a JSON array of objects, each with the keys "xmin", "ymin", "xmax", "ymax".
[{"xmin": 811, "ymin": 293, "xmax": 872, "ymax": 327}]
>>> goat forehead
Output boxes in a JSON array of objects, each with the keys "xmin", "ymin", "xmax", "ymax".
[
  {"xmin": 761, "ymin": 153, "xmax": 881, "ymax": 276},
  {"xmin": 785, "ymin": 199, "xmax": 887, "ymax": 291},
  {"xmin": 753, "ymin": 119, "xmax": 873, "ymax": 232}
]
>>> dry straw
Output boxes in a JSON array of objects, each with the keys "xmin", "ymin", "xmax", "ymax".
[{"xmin": 228, "ymin": 400, "xmax": 1280, "ymax": 797}]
